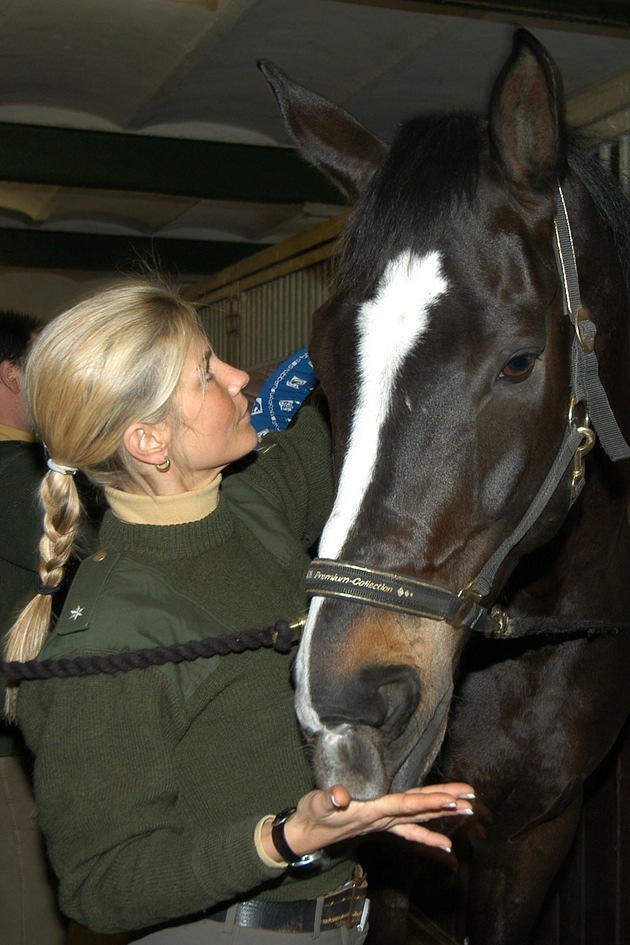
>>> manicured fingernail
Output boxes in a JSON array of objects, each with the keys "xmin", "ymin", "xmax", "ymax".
[
  {"xmin": 460, "ymin": 793, "xmax": 476, "ymax": 800},
  {"xmin": 330, "ymin": 792, "xmax": 342, "ymax": 809},
  {"xmin": 443, "ymin": 802, "xmax": 458, "ymax": 809},
  {"xmin": 441, "ymin": 844, "xmax": 452, "ymax": 854},
  {"xmin": 461, "ymin": 807, "xmax": 474, "ymax": 816}
]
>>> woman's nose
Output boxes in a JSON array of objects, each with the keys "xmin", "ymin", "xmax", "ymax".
[
  {"xmin": 216, "ymin": 357, "xmax": 249, "ymax": 394},
  {"xmin": 233, "ymin": 365, "xmax": 250, "ymax": 393}
]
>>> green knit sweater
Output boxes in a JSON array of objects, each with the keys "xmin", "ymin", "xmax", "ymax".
[{"xmin": 17, "ymin": 400, "xmax": 355, "ymax": 934}]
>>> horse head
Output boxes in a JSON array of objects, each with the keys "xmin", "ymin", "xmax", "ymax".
[{"xmin": 260, "ymin": 30, "xmax": 630, "ymax": 799}]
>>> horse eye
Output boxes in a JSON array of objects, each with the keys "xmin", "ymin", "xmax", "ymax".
[{"xmin": 499, "ymin": 353, "xmax": 537, "ymax": 382}]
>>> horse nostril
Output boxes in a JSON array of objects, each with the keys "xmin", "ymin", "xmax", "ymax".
[
  {"xmin": 376, "ymin": 664, "xmax": 421, "ymax": 738},
  {"xmin": 316, "ymin": 663, "xmax": 420, "ymax": 735}
]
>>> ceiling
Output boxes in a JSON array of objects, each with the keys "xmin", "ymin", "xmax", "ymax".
[{"xmin": 0, "ymin": 0, "xmax": 629, "ymax": 316}]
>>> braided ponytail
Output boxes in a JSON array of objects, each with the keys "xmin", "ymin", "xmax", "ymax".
[
  {"xmin": 4, "ymin": 471, "xmax": 84, "ymax": 715},
  {"xmin": 3, "ymin": 276, "xmax": 201, "ymax": 717}
]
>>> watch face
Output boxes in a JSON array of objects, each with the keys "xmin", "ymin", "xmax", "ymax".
[{"xmin": 272, "ymin": 806, "xmax": 297, "ymax": 827}]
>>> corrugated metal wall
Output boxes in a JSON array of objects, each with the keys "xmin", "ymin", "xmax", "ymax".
[
  {"xmin": 195, "ymin": 259, "xmax": 334, "ymax": 370},
  {"xmin": 185, "ymin": 214, "xmax": 344, "ymax": 372}
]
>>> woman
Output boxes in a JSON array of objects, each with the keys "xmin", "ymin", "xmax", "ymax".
[{"xmin": 4, "ymin": 279, "xmax": 474, "ymax": 943}]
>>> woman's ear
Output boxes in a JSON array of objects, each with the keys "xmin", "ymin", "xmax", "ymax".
[{"xmin": 124, "ymin": 422, "xmax": 170, "ymax": 467}]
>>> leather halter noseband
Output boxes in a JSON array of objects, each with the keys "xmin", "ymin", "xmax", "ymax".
[{"xmin": 306, "ymin": 185, "xmax": 630, "ymax": 640}]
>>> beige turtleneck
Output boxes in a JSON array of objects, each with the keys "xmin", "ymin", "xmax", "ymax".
[
  {"xmin": 0, "ymin": 423, "xmax": 36, "ymax": 443},
  {"xmin": 105, "ymin": 476, "xmax": 222, "ymax": 527}
]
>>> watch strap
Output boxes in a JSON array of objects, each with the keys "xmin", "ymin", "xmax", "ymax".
[{"xmin": 271, "ymin": 807, "xmax": 323, "ymax": 868}]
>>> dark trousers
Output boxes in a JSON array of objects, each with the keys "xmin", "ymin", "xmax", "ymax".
[{"xmin": 0, "ymin": 754, "xmax": 67, "ymax": 945}]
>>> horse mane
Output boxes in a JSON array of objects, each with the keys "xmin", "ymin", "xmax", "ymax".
[
  {"xmin": 567, "ymin": 136, "xmax": 630, "ymax": 292},
  {"xmin": 336, "ymin": 113, "xmax": 482, "ymax": 296}
]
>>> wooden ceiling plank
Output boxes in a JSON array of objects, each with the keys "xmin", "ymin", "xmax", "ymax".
[
  {"xmin": 578, "ymin": 106, "xmax": 630, "ymax": 141},
  {"xmin": 567, "ymin": 69, "xmax": 630, "ymax": 132},
  {"xmin": 335, "ymin": 0, "xmax": 630, "ymax": 36}
]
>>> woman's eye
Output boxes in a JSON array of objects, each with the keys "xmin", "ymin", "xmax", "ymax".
[
  {"xmin": 202, "ymin": 358, "xmax": 214, "ymax": 383},
  {"xmin": 499, "ymin": 353, "xmax": 537, "ymax": 382}
]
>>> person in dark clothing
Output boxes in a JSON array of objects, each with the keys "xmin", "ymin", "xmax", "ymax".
[{"xmin": 0, "ymin": 308, "xmax": 68, "ymax": 945}]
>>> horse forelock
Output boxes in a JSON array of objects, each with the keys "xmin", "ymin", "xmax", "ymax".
[{"xmin": 336, "ymin": 112, "xmax": 483, "ymax": 297}]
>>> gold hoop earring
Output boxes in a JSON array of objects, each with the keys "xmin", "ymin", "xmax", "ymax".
[{"xmin": 155, "ymin": 457, "xmax": 171, "ymax": 473}]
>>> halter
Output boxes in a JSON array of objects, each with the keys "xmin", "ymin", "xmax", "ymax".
[{"xmin": 306, "ymin": 185, "xmax": 630, "ymax": 639}]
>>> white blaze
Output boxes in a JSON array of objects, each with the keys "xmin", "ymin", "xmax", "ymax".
[{"xmin": 296, "ymin": 249, "xmax": 447, "ymax": 732}]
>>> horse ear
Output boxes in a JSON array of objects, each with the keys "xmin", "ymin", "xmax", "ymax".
[
  {"xmin": 488, "ymin": 29, "xmax": 565, "ymax": 193},
  {"xmin": 258, "ymin": 60, "xmax": 388, "ymax": 201}
]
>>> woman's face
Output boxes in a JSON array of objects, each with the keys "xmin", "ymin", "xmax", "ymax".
[{"xmin": 170, "ymin": 337, "xmax": 258, "ymax": 489}]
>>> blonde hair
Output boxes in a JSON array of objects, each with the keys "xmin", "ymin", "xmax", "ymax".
[{"xmin": 4, "ymin": 278, "xmax": 202, "ymax": 714}]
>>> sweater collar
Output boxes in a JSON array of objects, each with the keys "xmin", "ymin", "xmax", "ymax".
[
  {"xmin": 0, "ymin": 423, "xmax": 36, "ymax": 443},
  {"xmin": 105, "ymin": 476, "xmax": 222, "ymax": 526}
]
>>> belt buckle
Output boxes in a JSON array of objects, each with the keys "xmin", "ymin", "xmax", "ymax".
[
  {"xmin": 344, "ymin": 872, "xmax": 368, "ymax": 929},
  {"xmin": 357, "ymin": 898, "xmax": 370, "ymax": 933}
]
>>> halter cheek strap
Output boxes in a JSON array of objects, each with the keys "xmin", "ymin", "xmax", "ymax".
[{"xmin": 554, "ymin": 184, "xmax": 630, "ymax": 463}]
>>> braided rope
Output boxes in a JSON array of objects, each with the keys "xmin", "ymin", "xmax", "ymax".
[
  {"xmin": 0, "ymin": 621, "xmax": 295, "ymax": 681},
  {"xmin": 2, "ymin": 615, "xmax": 627, "ymax": 683}
]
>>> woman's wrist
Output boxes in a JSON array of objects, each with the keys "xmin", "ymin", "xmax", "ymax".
[
  {"xmin": 255, "ymin": 815, "xmax": 287, "ymax": 868},
  {"xmin": 257, "ymin": 808, "xmax": 324, "ymax": 869}
]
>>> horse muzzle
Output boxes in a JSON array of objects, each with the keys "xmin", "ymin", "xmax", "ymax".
[{"xmin": 310, "ymin": 686, "xmax": 452, "ymax": 799}]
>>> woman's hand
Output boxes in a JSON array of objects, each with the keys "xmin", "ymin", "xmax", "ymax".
[{"xmin": 260, "ymin": 782, "xmax": 476, "ymax": 862}]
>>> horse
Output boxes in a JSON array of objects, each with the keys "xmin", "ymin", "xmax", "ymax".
[{"xmin": 259, "ymin": 28, "xmax": 630, "ymax": 945}]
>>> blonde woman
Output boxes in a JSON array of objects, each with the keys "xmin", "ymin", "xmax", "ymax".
[{"xmin": 4, "ymin": 279, "xmax": 474, "ymax": 944}]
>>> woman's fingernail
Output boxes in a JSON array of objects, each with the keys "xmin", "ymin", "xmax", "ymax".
[
  {"xmin": 441, "ymin": 844, "xmax": 452, "ymax": 854},
  {"xmin": 330, "ymin": 792, "xmax": 342, "ymax": 809},
  {"xmin": 461, "ymin": 807, "xmax": 474, "ymax": 816},
  {"xmin": 460, "ymin": 793, "xmax": 476, "ymax": 800},
  {"xmin": 443, "ymin": 802, "xmax": 458, "ymax": 809}
]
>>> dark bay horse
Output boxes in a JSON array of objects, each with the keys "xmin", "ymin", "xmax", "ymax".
[{"xmin": 260, "ymin": 29, "xmax": 630, "ymax": 945}]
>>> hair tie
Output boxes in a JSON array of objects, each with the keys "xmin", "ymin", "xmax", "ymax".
[
  {"xmin": 47, "ymin": 458, "xmax": 78, "ymax": 476},
  {"xmin": 37, "ymin": 582, "xmax": 61, "ymax": 596}
]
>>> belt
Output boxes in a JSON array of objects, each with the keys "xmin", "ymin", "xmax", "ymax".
[{"xmin": 207, "ymin": 878, "xmax": 369, "ymax": 933}]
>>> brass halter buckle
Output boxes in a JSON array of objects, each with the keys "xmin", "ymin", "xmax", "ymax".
[
  {"xmin": 455, "ymin": 584, "xmax": 509, "ymax": 637},
  {"xmin": 574, "ymin": 304, "xmax": 596, "ymax": 354},
  {"xmin": 568, "ymin": 397, "xmax": 596, "ymax": 499}
]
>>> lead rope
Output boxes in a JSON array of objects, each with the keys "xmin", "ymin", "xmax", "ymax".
[{"xmin": 0, "ymin": 618, "xmax": 305, "ymax": 681}]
